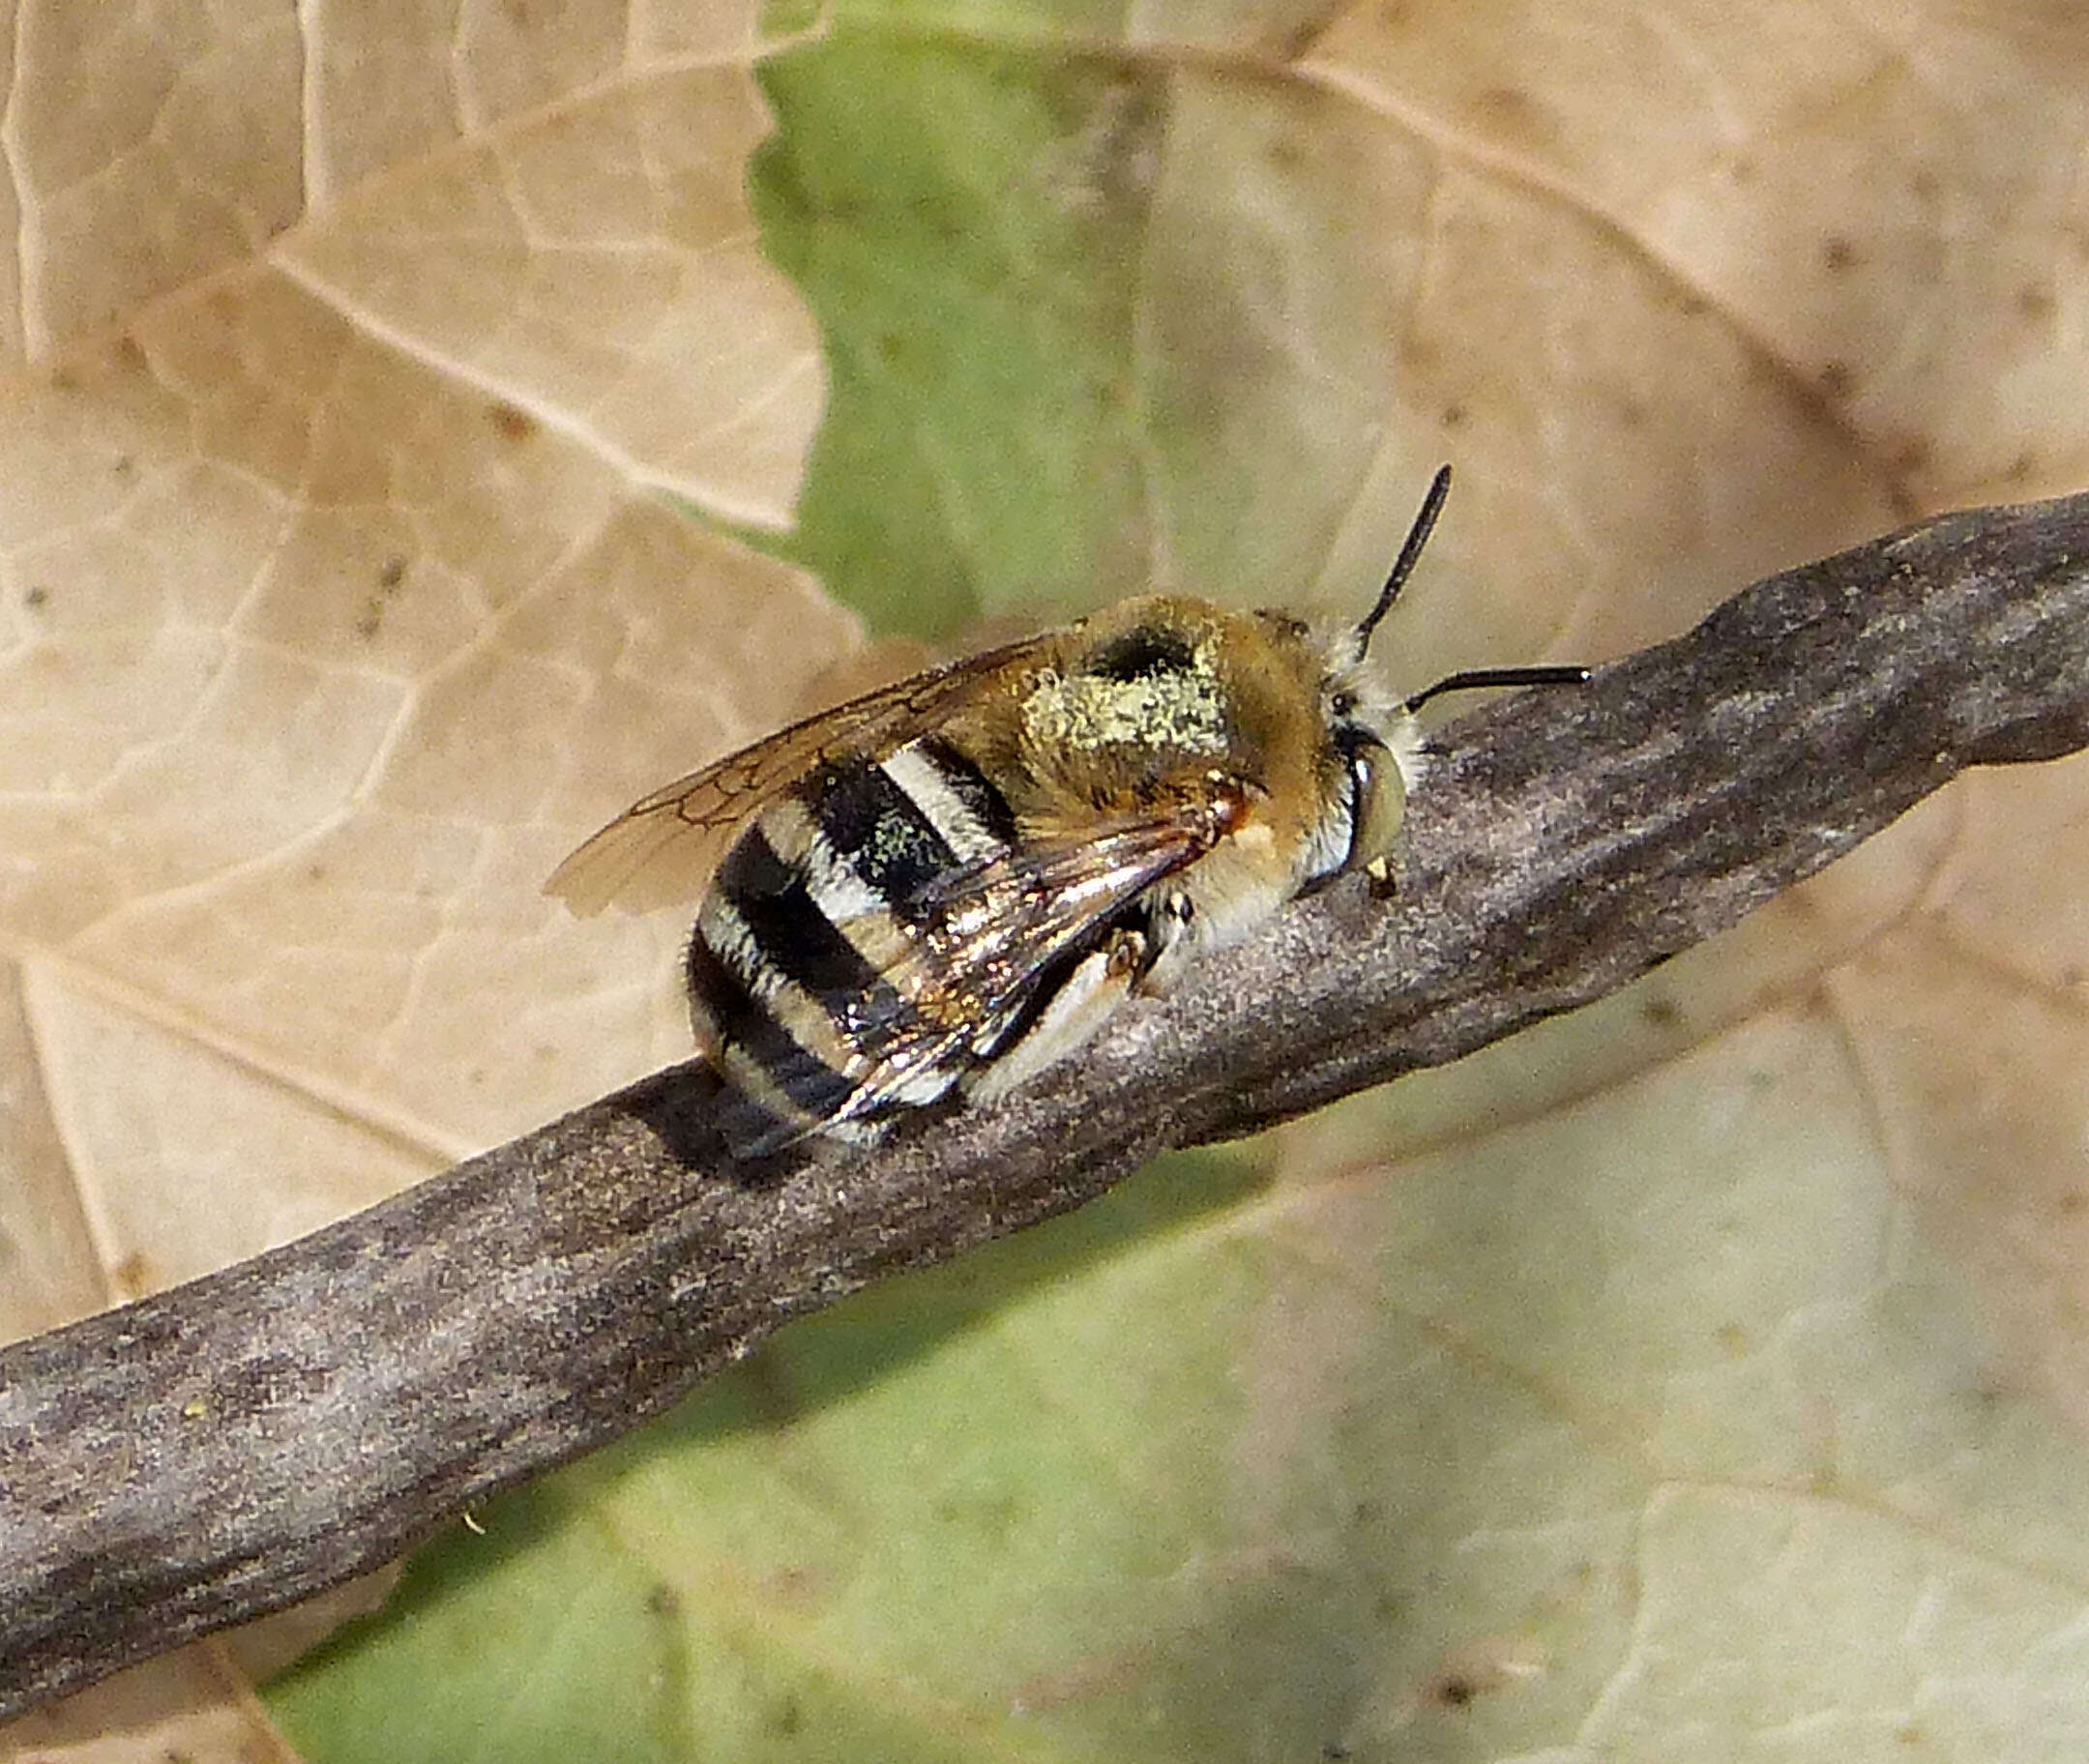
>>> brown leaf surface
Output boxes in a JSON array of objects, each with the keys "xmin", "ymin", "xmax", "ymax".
[
  {"xmin": 0, "ymin": 13, "xmax": 845, "ymax": 1754},
  {"xmin": 1309, "ymin": 0, "xmax": 2089, "ymax": 502},
  {"xmin": 0, "ymin": 1647, "xmax": 300, "ymax": 1764}
]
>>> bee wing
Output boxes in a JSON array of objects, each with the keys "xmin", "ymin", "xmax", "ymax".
[
  {"xmin": 821, "ymin": 797, "xmax": 1235, "ymax": 1131},
  {"xmin": 545, "ymin": 636, "xmax": 1048, "ymax": 916}
]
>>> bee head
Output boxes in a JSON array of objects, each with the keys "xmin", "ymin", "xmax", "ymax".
[
  {"xmin": 1307, "ymin": 465, "xmax": 1454, "ymax": 885},
  {"xmin": 1320, "ymin": 464, "xmax": 1589, "ymax": 881},
  {"xmin": 1319, "ymin": 678, "xmax": 1423, "ymax": 887}
]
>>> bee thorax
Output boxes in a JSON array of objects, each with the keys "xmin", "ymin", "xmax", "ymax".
[{"xmin": 1019, "ymin": 656, "xmax": 1228, "ymax": 757}]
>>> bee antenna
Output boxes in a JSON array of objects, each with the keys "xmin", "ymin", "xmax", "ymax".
[
  {"xmin": 1355, "ymin": 464, "xmax": 1453, "ymax": 658},
  {"xmin": 1404, "ymin": 664, "xmax": 1593, "ymax": 713}
]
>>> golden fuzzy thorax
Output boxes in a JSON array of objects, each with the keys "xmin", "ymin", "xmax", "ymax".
[{"xmin": 948, "ymin": 594, "xmax": 1409, "ymax": 971}]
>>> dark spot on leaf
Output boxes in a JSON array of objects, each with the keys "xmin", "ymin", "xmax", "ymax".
[
  {"xmin": 1266, "ymin": 133, "xmax": 1307, "ymax": 173},
  {"xmin": 486, "ymin": 401, "xmax": 537, "ymax": 443},
  {"xmin": 23, "ymin": 585, "xmax": 48, "ymax": 609},
  {"xmin": 115, "ymin": 1251, "xmax": 154, "ymax": 1297},
  {"xmin": 1817, "ymin": 360, "xmax": 1855, "ymax": 400},
  {"xmin": 357, "ymin": 555, "xmax": 410, "ymax": 638},
  {"xmin": 1821, "ymin": 235, "xmax": 1858, "ymax": 273},
  {"xmin": 1274, "ymin": 14, "xmax": 1328, "ymax": 56},
  {"xmin": 1431, "ymin": 1672, "xmax": 1477, "ymax": 1708},
  {"xmin": 1468, "ymin": 85, "xmax": 1560, "ymax": 152}
]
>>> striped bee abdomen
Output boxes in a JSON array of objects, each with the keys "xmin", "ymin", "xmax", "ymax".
[
  {"xmin": 804, "ymin": 737, "xmax": 1016, "ymax": 918},
  {"xmin": 686, "ymin": 735, "xmax": 1033, "ymax": 1151}
]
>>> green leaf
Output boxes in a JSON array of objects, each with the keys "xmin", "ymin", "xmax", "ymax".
[{"xmin": 750, "ymin": 32, "xmax": 1164, "ymax": 637}]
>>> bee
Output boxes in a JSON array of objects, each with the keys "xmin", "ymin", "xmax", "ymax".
[{"xmin": 548, "ymin": 467, "xmax": 1585, "ymax": 1154}]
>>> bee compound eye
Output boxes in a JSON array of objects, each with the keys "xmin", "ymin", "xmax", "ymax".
[{"xmin": 1344, "ymin": 736, "xmax": 1406, "ymax": 875}]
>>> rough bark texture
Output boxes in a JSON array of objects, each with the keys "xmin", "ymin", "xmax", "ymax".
[{"xmin": 3, "ymin": 493, "xmax": 2088, "ymax": 1719}]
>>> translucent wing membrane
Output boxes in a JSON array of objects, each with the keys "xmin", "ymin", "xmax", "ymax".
[
  {"xmin": 544, "ymin": 637, "xmax": 1048, "ymax": 915},
  {"xmin": 793, "ymin": 799, "xmax": 1235, "ymax": 1137}
]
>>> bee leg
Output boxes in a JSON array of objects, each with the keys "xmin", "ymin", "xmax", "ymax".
[
  {"xmin": 1132, "ymin": 890, "xmax": 1197, "ymax": 998},
  {"xmin": 966, "ymin": 926, "xmax": 1151, "ymax": 1104}
]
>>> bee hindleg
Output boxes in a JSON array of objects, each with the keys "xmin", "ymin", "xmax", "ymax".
[{"xmin": 967, "ymin": 926, "xmax": 1150, "ymax": 1104}]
